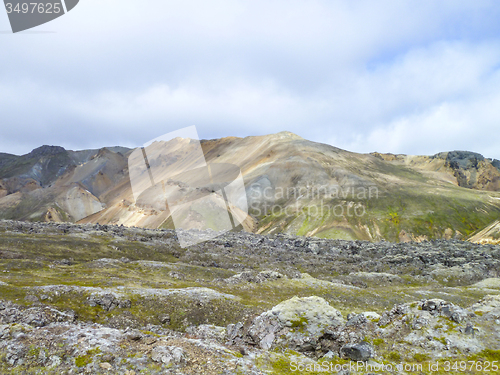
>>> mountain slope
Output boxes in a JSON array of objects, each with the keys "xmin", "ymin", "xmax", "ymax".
[{"xmin": 469, "ymin": 220, "xmax": 500, "ymax": 244}]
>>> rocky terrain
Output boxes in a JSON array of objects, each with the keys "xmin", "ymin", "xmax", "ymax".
[
  {"xmin": 0, "ymin": 220, "xmax": 499, "ymax": 374},
  {"xmin": 1, "ymin": 133, "xmax": 500, "ymax": 243}
]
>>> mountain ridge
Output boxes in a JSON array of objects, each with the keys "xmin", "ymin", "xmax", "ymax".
[{"xmin": 1, "ymin": 133, "xmax": 499, "ymax": 243}]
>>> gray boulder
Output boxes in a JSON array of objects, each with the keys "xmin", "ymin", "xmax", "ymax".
[
  {"xmin": 340, "ymin": 341, "xmax": 374, "ymax": 361},
  {"xmin": 151, "ymin": 346, "xmax": 186, "ymax": 365},
  {"xmin": 243, "ymin": 296, "xmax": 344, "ymax": 351}
]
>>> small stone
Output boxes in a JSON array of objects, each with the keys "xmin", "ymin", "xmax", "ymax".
[
  {"xmin": 119, "ymin": 299, "xmax": 132, "ymax": 308},
  {"xmin": 160, "ymin": 314, "xmax": 171, "ymax": 324},
  {"xmin": 24, "ymin": 295, "xmax": 39, "ymax": 304},
  {"xmin": 99, "ymin": 362, "xmax": 112, "ymax": 370},
  {"xmin": 346, "ymin": 313, "xmax": 356, "ymax": 321},
  {"xmin": 151, "ymin": 346, "xmax": 186, "ymax": 365},
  {"xmin": 101, "ymin": 354, "xmax": 115, "ymax": 362},
  {"xmin": 169, "ymin": 271, "xmax": 185, "ymax": 280},
  {"xmin": 322, "ymin": 351, "xmax": 337, "ymax": 360},
  {"xmin": 346, "ymin": 314, "xmax": 367, "ymax": 327},
  {"xmin": 361, "ymin": 312, "xmax": 381, "ymax": 322},
  {"xmin": 422, "ymin": 299, "xmax": 440, "ymax": 313},
  {"xmin": 48, "ymin": 355, "xmax": 61, "ymax": 368},
  {"xmin": 259, "ymin": 332, "xmax": 275, "ymax": 350},
  {"xmin": 126, "ymin": 331, "xmax": 143, "ymax": 341},
  {"xmin": 464, "ymin": 323, "xmax": 475, "ymax": 335},
  {"xmin": 226, "ymin": 322, "xmax": 244, "ymax": 342}
]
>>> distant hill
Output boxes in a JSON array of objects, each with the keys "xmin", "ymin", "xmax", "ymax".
[{"xmin": 1, "ymin": 132, "xmax": 499, "ymax": 242}]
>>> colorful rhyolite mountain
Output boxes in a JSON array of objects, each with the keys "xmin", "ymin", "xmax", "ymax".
[{"xmin": 1, "ymin": 132, "xmax": 499, "ymax": 243}]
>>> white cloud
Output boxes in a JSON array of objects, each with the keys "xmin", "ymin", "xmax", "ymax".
[
  {"xmin": 1, "ymin": 0, "xmax": 500, "ymax": 159},
  {"xmin": 338, "ymin": 41, "xmax": 500, "ymax": 157}
]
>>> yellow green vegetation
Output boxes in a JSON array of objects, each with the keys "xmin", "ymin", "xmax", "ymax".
[{"xmin": 75, "ymin": 347, "xmax": 101, "ymax": 367}]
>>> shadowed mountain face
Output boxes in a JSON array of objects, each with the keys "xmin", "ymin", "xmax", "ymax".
[
  {"xmin": 0, "ymin": 145, "xmax": 70, "ymax": 188},
  {"xmin": 1, "ymin": 132, "xmax": 499, "ymax": 242},
  {"xmin": 0, "ymin": 146, "xmax": 131, "ymax": 223}
]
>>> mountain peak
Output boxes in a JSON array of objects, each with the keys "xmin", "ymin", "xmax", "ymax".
[
  {"xmin": 492, "ymin": 159, "xmax": 500, "ymax": 171},
  {"xmin": 274, "ymin": 131, "xmax": 303, "ymax": 140},
  {"xmin": 28, "ymin": 145, "xmax": 66, "ymax": 157}
]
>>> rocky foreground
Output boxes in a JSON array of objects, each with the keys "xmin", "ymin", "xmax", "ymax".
[{"xmin": 0, "ymin": 221, "xmax": 499, "ymax": 374}]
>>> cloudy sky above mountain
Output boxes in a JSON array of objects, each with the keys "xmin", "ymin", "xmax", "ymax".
[{"xmin": 1, "ymin": 0, "xmax": 500, "ymax": 158}]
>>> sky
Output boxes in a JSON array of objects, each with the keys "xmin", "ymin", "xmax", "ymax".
[{"xmin": 1, "ymin": 0, "xmax": 500, "ymax": 159}]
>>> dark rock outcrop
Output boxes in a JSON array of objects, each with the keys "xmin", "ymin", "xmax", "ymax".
[
  {"xmin": 28, "ymin": 145, "xmax": 66, "ymax": 158},
  {"xmin": 340, "ymin": 341, "xmax": 374, "ymax": 361}
]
